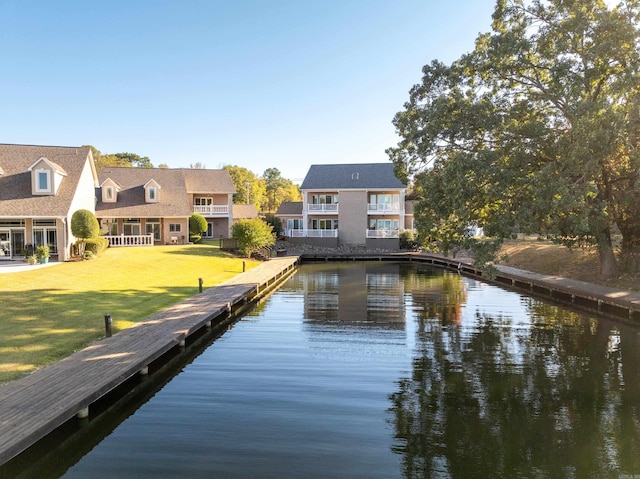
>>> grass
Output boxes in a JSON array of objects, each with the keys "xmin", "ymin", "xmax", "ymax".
[
  {"xmin": 0, "ymin": 241, "xmax": 258, "ymax": 384},
  {"xmin": 498, "ymin": 239, "xmax": 639, "ymax": 291}
]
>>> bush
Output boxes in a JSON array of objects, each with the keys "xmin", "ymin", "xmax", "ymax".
[
  {"xmin": 263, "ymin": 213, "xmax": 284, "ymax": 238},
  {"xmin": 83, "ymin": 237, "xmax": 109, "ymax": 256},
  {"xmin": 35, "ymin": 245, "xmax": 50, "ymax": 259},
  {"xmin": 400, "ymin": 230, "xmax": 420, "ymax": 250},
  {"xmin": 71, "ymin": 209, "xmax": 100, "ymax": 256},
  {"xmin": 189, "ymin": 234, "xmax": 202, "ymax": 244},
  {"xmin": 231, "ymin": 218, "xmax": 275, "ymax": 258},
  {"xmin": 189, "ymin": 213, "xmax": 208, "ymax": 236}
]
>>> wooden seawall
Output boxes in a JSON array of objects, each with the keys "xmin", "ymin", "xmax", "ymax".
[{"xmin": 0, "ymin": 256, "xmax": 298, "ymax": 466}]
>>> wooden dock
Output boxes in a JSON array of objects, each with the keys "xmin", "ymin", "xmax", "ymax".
[{"xmin": 0, "ymin": 256, "xmax": 298, "ymax": 466}]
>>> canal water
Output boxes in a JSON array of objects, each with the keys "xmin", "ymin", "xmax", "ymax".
[{"xmin": 30, "ymin": 263, "xmax": 640, "ymax": 477}]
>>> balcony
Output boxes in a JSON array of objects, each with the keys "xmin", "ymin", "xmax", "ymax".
[
  {"xmin": 366, "ymin": 229, "xmax": 399, "ymax": 239},
  {"xmin": 288, "ymin": 229, "xmax": 338, "ymax": 238},
  {"xmin": 307, "ymin": 204, "xmax": 338, "ymax": 214},
  {"xmin": 192, "ymin": 204, "xmax": 230, "ymax": 216},
  {"xmin": 367, "ymin": 203, "xmax": 401, "ymax": 214}
]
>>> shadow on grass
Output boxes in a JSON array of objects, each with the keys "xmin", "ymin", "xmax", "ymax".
[{"xmin": 0, "ymin": 286, "xmax": 198, "ymax": 383}]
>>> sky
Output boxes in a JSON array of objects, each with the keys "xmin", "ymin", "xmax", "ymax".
[{"xmin": 0, "ymin": 0, "xmax": 496, "ymax": 181}]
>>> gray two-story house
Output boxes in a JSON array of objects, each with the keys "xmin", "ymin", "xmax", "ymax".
[{"xmin": 279, "ymin": 163, "xmax": 408, "ymax": 249}]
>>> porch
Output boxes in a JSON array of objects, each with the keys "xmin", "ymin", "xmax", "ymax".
[{"xmin": 105, "ymin": 234, "xmax": 154, "ymax": 247}]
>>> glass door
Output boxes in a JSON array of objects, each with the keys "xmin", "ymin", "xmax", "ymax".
[{"xmin": 0, "ymin": 231, "xmax": 10, "ymax": 259}]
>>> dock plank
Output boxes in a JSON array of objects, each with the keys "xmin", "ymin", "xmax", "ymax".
[{"xmin": 0, "ymin": 256, "xmax": 298, "ymax": 465}]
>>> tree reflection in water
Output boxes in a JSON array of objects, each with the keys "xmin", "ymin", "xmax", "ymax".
[{"xmin": 389, "ymin": 272, "xmax": 640, "ymax": 479}]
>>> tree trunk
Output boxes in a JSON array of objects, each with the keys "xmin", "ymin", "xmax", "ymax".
[{"xmin": 597, "ymin": 227, "xmax": 619, "ymax": 280}]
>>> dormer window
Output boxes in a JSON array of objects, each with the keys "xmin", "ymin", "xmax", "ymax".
[
  {"xmin": 100, "ymin": 178, "xmax": 119, "ymax": 203},
  {"xmin": 144, "ymin": 179, "xmax": 161, "ymax": 203},
  {"xmin": 28, "ymin": 157, "xmax": 66, "ymax": 196},
  {"xmin": 36, "ymin": 169, "xmax": 51, "ymax": 193}
]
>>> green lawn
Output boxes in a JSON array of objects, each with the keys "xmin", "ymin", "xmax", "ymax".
[{"xmin": 0, "ymin": 242, "xmax": 258, "ymax": 384}]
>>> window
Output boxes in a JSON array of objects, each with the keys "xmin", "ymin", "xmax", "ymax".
[
  {"xmin": 195, "ymin": 197, "xmax": 213, "ymax": 206},
  {"xmin": 312, "ymin": 219, "xmax": 335, "ymax": 229},
  {"xmin": 169, "ymin": 224, "xmax": 181, "ymax": 233},
  {"xmin": 287, "ymin": 219, "xmax": 303, "ymax": 230},
  {"xmin": 149, "ymin": 187, "xmax": 156, "ymax": 200},
  {"xmin": 123, "ymin": 218, "xmax": 140, "ymax": 236},
  {"xmin": 106, "ymin": 187, "xmax": 113, "ymax": 200},
  {"xmin": 36, "ymin": 170, "xmax": 50, "ymax": 192}
]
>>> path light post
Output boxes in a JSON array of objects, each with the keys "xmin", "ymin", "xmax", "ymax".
[{"xmin": 104, "ymin": 314, "xmax": 112, "ymax": 338}]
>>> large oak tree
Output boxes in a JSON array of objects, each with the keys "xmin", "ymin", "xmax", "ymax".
[{"xmin": 388, "ymin": 0, "xmax": 640, "ymax": 278}]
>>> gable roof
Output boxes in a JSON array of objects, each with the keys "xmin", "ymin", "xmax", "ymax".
[
  {"xmin": 96, "ymin": 167, "xmax": 190, "ymax": 217},
  {"xmin": 232, "ymin": 204, "xmax": 258, "ymax": 220},
  {"xmin": 0, "ymin": 144, "xmax": 95, "ymax": 217},
  {"xmin": 300, "ymin": 163, "xmax": 406, "ymax": 190},
  {"xmin": 276, "ymin": 201, "xmax": 303, "ymax": 215},
  {"xmin": 95, "ymin": 167, "xmax": 235, "ymax": 217},
  {"xmin": 28, "ymin": 157, "xmax": 68, "ymax": 176},
  {"xmin": 182, "ymin": 169, "xmax": 235, "ymax": 194}
]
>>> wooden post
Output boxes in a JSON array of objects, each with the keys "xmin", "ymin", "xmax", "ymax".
[
  {"xmin": 104, "ymin": 314, "xmax": 112, "ymax": 338},
  {"xmin": 198, "ymin": 278, "xmax": 203, "ymax": 293}
]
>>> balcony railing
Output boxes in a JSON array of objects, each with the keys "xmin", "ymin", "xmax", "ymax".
[
  {"xmin": 367, "ymin": 203, "xmax": 401, "ymax": 213},
  {"xmin": 288, "ymin": 229, "xmax": 338, "ymax": 238},
  {"xmin": 192, "ymin": 205, "xmax": 230, "ymax": 216},
  {"xmin": 307, "ymin": 204, "xmax": 338, "ymax": 213},
  {"xmin": 366, "ymin": 229, "xmax": 400, "ymax": 239},
  {"xmin": 106, "ymin": 234, "xmax": 154, "ymax": 247}
]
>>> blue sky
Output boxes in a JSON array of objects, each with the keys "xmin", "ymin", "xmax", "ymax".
[{"xmin": 1, "ymin": 1, "xmax": 495, "ymax": 180}]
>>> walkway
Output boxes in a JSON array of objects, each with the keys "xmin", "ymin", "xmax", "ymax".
[{"xmin": 0, "ymin": 256, "xmax": 299, "ymax": 465}]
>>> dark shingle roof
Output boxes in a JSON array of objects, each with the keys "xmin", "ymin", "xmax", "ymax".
[
  {"xmin": 276, "ymin": 201, "xmax": 303, "ymax": 215},
  {"xmin": 300, "ymin": 163, "xmax": 405, "ymax": 190},
  {"xmin": 0, "ymin": 144, "xmax": 93, "ymax": 217}
]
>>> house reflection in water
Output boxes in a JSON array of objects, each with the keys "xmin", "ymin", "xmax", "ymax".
[{"xmin": 293, "ymin": 262, "xmax": 406, "ymax": 329}]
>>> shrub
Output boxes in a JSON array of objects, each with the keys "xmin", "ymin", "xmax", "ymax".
[
  {"xmin": 400, "ymin": 230, "xmax": 420, "ymax": 250},
  {"xmin": 83, "ymin": 237, "xmax": 109, "ymax": 256},
  {"xmin": 189, "ymin": 213, "xmax": 208, "ymax": 236},
  {"xmin": 71, "ymin": 209, "xmax": 100, "ymax": 256},
  {"xmin": 189, "ymin": 234, "xmax": 202, "ymax": 244},
  {"xmin": 231, "ymin": 218, "xmax": 275, "ymax": 258},
  {"xmin": 263, "ymin": 213, "xmax": 284, "ymax": 238},
  {"xmin": 35, "ymin": 245, "xmax": 50, "ymax": 259}
]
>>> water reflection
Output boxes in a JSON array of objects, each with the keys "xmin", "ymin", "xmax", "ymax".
[
  {"xmin": 389, "ymin": 274, "xmax": 640, "ymax": 479},
  {"xmin": 5, "ymin": 262, "xmax": 640, "ymax": 479}
]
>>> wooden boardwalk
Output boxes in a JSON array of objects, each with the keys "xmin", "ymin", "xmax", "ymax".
[{"xmin": 0, "ymin": 256, "xmax": 298, "ymax": 466}]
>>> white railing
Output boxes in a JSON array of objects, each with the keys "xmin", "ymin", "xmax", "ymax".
[
  {"xmin": 106, "ymin": 234, "xmax": 154, "ymax": 247},
  {"xmin": 366, "ymin": 229, "xmax": 399, "ymax": 239},
  {"xmin": 307, "ymin": 204, "xmax": 338, "ymax": 212},
  {"xmin": 289, "ymin": 229, "xmax": 338, "ymax": 238},
  {"xmin": 192, "ymin": 205, "xmax": 230, "ymax": 215},
  {"xmin": 367, "ymin": 203, "xmax": 401, "ymax": 213}
]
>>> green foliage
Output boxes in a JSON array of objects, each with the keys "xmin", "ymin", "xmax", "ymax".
[
  {"xmin": 231, "ymin": 218, "xmax": 275, "ymax": 258},
  {"xmin": 84, "ymin": 237, "xmax": 109, "ymax": 256},
  {"xmin": 71, "ymin": 209, "xmax": 100, "ymax": 239},
  {"xmin": 85, "ymin": 145, "xmax": 154, "ymax": 170},
  {"xmin": 399, "ymin": 230, "xmax": 420, "ymax": 250},
  {"xmin": 388, "ymin": 0, "xmax": 640, "ymax": 278},
  {"xmin": 35, "ymin": 245, "xmax": 50, "ymax": 259},
  {"xmin": 224, "ymin": 165, "xmax": 266, "ymax": 210},
  {"xmin": 263, "ymin": 213, "xmax": 284, "ymax": 238},
  {"xmin": 262, "ymin": 168, "xmax": 300, "ymax": 212},
  {"xmin": 189, "ymin": 213, "xmax": 208, "ymax": 235},
  {"xmin": 190, "ymin": 234, "xmax": 202, "ymax": 244}
]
